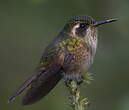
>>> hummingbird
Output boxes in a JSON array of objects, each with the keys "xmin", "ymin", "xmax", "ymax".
[{"xmin": 8, "ymin": 15, "xmax": 117, "ymax": 105}]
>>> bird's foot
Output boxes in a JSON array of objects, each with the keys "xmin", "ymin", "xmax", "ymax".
[{"xmin": 63, "ymin": 73, "xmax": 84, "ymax": 86}]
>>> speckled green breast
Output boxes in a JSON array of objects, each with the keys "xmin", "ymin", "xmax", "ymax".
[{"xmin": 59, "ymin": 36, "xmax": 92, "ymax": 74}]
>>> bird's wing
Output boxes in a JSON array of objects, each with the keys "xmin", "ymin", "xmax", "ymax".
[
  {"xmin": 21, "ymin": 46, "xmax": 66, "ymax": 105},
  {"xmin": 8, "ymin": 44, "xmax": 67, "ymax": 104}
]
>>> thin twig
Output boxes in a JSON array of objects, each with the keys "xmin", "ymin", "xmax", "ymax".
[{"xmin": 66, "ymin": 80, "xmax": 90, "ymax": 110}]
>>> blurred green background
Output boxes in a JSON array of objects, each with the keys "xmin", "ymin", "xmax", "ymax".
[{"xmin": 0, "ymin": 0, "xmax": 129, "ymax": 110}]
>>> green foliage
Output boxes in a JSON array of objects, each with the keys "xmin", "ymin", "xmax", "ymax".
[{"xmin": 67, "ymin": 81, "xmax": 90, "ymax": 110}]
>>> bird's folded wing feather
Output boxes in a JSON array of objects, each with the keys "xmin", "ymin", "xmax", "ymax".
[{"xmin": 8, "ymin": 43, "xmax": 71, "ymax": 104}]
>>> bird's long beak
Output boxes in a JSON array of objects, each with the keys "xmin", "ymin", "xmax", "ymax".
[{"xmin": 93, "ymin": 18, "xmax": 118, "ymax": 27}]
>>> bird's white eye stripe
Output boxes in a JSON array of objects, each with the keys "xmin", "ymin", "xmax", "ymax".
[
  {"xmin": 72, "ymin": 24, "xmax": 80, "ymax": 35},
  {"xmin": 74, "ymin": 23, "xmax": 80, "ymax": 28}
]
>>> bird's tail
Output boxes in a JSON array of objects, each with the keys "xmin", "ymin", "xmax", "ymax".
[
  {"xmin": 22, "ymin": 71, "xmax": 62, "ymax": 105},
  {"xmin": 8, "ymin": 71, "xmax": 39, "ymax": 103},
  {"xmin": 8, "ymin": 64, "xmax": 62, "ymax": 105}
]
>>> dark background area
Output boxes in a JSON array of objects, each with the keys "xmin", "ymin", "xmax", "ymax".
[{"xmin": 0, "ymin": 0, "xmax": 129, "ymax": 110}]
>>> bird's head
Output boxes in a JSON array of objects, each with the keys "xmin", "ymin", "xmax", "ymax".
[{"xmin": 64, "ymin": 15, "xmax": 118, "ymax": 38}]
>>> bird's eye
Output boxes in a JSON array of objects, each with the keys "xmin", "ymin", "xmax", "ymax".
[{"xmin": 79, "ymin": 23, "xmax": 87, "ymax": 29}]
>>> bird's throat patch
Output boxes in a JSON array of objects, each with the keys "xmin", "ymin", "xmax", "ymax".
[{"xmin": 59, "ymin": 37, "xmax": 83, "ymax": 51}]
